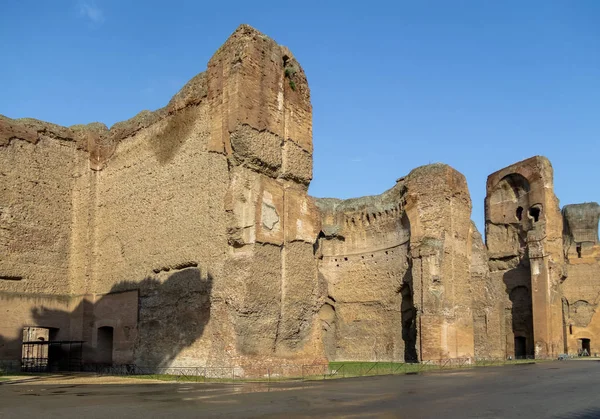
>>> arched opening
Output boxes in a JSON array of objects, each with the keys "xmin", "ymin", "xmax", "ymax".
[
  {"xmin": 509, "ymin": 286, "xmax": 534, "ymax": 358},
  {"xmin": 491, "ymin": 174, "xmax": 531, "ymax": 205},
  {"xmin": 514, "ymin": 336, "xmax": 527, "ymax": 358},
  {"xmin": 97, "ymin": 326, "xmax": 114, "ymax": 365},
  {"xmin": 529, "ymin": 206, "xmax": 541, "ymax": 223}
]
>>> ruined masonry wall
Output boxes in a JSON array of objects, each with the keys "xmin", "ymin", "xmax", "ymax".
[
  {"xmin": 315, "ymin": 164, "xmax": 478, "ymax": 362},
  {"xmin": 562, "ymin": 203, "xmax": 600, "ymax": 356},
  {"xmin": 0, "ymin": 25, "xmax": 324, "ymax": 368},
  {"xmin": 3, "ymin": 24, "xmax": 598, "ymax": 368},
  {"xmin": 316, "ymin": 182, "xmax": 411, "ymax": 362},
  {"xmin": 405, "ymin": 164, "xmax": 475, "ymax": 361},
  {"xmin": 0, "ymin": 133, "xmax": 88, "ymax": 295}
]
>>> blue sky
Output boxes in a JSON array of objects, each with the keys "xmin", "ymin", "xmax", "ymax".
[{"xmin": 1, "ymin": 1, "xmax": 598, "ymax": 234}]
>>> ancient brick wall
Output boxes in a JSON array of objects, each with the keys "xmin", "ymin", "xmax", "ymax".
[
  {"xmin": 404, "ymin": 164, "xmax": 475, "ymax": 360},
  {"xmin": 562, "ymin": 203, "xmax": 600, "ymax": 355},
  {"xmin": 0, "ymin": 25, "xmax": 324, "ymax": 368},
  {"xmin": 3, "ymin": 24, "xmax": 598, "ymax": 369},
  {"xmin": 315, "ymin": 182, "xmax": 411, "ymax": 361},
  {"xmin": 485, "ymin": 156, "xmax": 565, "ymax": 358},
  {"xmin": 0, "ymin": 119, "xmax": 89, "ymax": 295},
  {"xmin": 469, "ymin": 222, "xmax": 506, "ymax": 358},
  {"xmin": 0, "ymin": 294, "xmax": 74, "ymax": 360},
  {"xmin": 315, "ymin": 164, "xmax": 477, "ymax": 362}
]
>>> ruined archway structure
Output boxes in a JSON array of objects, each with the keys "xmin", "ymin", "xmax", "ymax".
[{"xmin": 1, "ymin": 26, "xmax": 599, "ymax": 369}]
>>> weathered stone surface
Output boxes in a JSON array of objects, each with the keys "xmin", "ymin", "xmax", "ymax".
[
  {"xmin": 560, "ymin": 202, "xmax": 600, "ymax": 356},
  {"xmin": 0, "ymin": 24, "xmax": 321, "ymax": 369},
  {"xmin": 2, "ymin": 24, "xmax": 599, "ymax": 371},
  {"xmin": 470, "ymin": 222, "xmax": 506, "ymax": 358},
  {"xmin": 404, "ymin": 164, "xmax": 475, "ymax": 360},
  {"xmin": 486, "ymin": 156, "xmax": 565, "ymax": 359}
]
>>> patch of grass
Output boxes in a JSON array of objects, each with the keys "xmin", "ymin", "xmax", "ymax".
[
  {"xmin": 284, "ymin": 65, "xmax": 297, "ymax": 91},
  {"xmin": 329, "ymin": 362, "xmax": 435, "ymax": 378},
  {"xmin": 108, "ymin": 359, "xmax": 554, "ymax": 384},
  {"xmin": 284, "ymin": 66, "xmax": 297, "ymax": 78}
]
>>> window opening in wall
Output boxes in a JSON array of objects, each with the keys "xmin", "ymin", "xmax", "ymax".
[
  {"xmin": 569, "ymin": 324, "xmax": 573, "ymax": 335},
  {"xmin": 516, "ymin": 206, "xmax": 523, "ymax": 221},
  {"xmin": 576, "ymin": 244, "xmax": 582, "ymax": 258},
  {"xmin": 529, "ymin": 207, "xmax": 540, "ymax": 222}
]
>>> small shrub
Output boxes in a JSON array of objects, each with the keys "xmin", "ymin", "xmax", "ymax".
[{"xmin": 284, "ymin": 66, "xmax": 297, "ymax": 78}]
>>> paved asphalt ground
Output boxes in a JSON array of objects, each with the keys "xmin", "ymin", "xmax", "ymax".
[{"xmin": 1, "ymin": 360, "xmax": 600, "ymax": 418}]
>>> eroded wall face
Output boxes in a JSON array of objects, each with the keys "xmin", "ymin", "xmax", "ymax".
[
  {"xmin": 405, "ymin": 165, "xmax": 475, "ymax": 361},
  {"xmin": 0, "ymin": 134, "xmax": 87, "ymax": 294},
  {"xmin": 470, "ymin": 222, "xmax": 506, "ymax": 358},
  {"xmin": 485, "ymin": 157, "xmax": 565, "ymax": 358},
  {"xmin": 316, "ymin": 185, "xmax": 412, "ymax": 361},
  {"xmin": 80, "ymin": 103, "xmax": 228, "ymax": 366},
  {"xmin": 209, "ymin": 26, "xmax": 322, "ymax": 365},
  {"xmin": 1, "ymin": 25, "xmax": 324, "ymax": 368},
  {"xmin": 84, "ymin": 25, "xmax": 322, "ymax": 367},
  {"xmin": 0, "ymin": 126, "xmax": 90, "ymax": 361},
  {"xmin": 562, "ymin": 203, "xmax": 600, "ymax": 356},
  {"xmin": 316, "ymin": 164, "xmax": 477, "ymax": 362}
]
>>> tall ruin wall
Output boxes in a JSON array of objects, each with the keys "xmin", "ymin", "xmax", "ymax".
[
  {"xmin": 0, "ymin": 25, "xmax": 324, "ymax": 368},
  {"xmin": 485, "ymin": 156, "xmax": 565, "ymax": 358},
  {"xmin": 1, "ymin": 24, "xmax": 599, "ymax": 368},
  {"xmin": 562, "ymin": 203, "xmax": 600, "ymax": 355},
  {"xmin": 315, "ymin": 181, "xmax": 410, "ymax": 362},
  {"xmin": 315, "ymin": 164, "xmax": 481, "ymax": 362}
]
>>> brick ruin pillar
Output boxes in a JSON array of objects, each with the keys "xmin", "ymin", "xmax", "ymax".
[
  {"xmin": 404, "ymin": 164, "xmax": 475, "ymax": 361},
  {"xmin": 206, "ymin": 25, "xmax": 323, "ymax": 364},
  {"xmin": 486, "ymin": 156, "xmax": 565, "ymax": 359}
]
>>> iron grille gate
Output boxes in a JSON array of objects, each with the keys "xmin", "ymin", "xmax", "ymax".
[{"xmin": 21, "ymin": 341, "xmax": 84, "ymax": 372}]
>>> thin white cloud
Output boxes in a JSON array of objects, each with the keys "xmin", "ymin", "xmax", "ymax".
[{"xmin": 78, "ymin": 1, "xmax": 105, "ymax": 24}]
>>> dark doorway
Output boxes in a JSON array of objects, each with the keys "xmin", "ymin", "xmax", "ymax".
[
  {"xmin": 515, "ymin": 336, "xmax": 527, "ymax": 358},
  {"xmin": 401, "ymin": 283, "xmax": 418, "ymax": 362},
  {"xmin": 580, "ymin": 338, "xmax": 591, "ymax": 356},
  {"xmin": 97, "ymin": 326, "xmax": 114, "ymax": 364},
  {"xmin": 508, "ymin": 285, "xmax": 534, "ymax": 357}
]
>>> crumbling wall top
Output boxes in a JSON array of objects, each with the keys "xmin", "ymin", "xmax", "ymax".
[
  {"xmin": 563, "ymin": 202, "xmax": 600, "ymax": 244},
  {"xmin": 486, "ymin": 156, "xmax": 554, "ymax": 192}
]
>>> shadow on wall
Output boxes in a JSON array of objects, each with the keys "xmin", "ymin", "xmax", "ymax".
[
  {"xmin": 503, "ymin": 270, "xmax": 534, "ymax": 357},
  {"xmin": 149, "ymin": 107, "xmax": 198, "ymax": 164},
  {"xmin": 400, "ymin": 212, "xmax": 418, "ymax": 362},
  {"xmin": 0, "ymin": 266, "xmax": 213, "ymax": 368}
]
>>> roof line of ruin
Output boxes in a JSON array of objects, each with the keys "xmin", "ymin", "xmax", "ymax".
[{"xmin": 0, "ymin": 69, "xmax": 208, "ymax": 152}]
